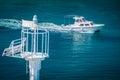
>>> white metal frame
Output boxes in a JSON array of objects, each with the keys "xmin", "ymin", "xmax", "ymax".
[{"xmin": 2, "ymin": 15, "xmax": 49, "ymax": 80}]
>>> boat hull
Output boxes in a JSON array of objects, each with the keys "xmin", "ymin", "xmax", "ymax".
[
  {"xmin": 62, "ymin": 26, "xmax": 103, "ymax": 33},
  {"xmin": 79, "ymin": 26, "xmax": 103, "ymax": 33}
]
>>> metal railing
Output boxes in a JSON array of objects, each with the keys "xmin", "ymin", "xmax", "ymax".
[{"xmin": 2, "ymin": 38, "xmax": 26, "ymax": 57}]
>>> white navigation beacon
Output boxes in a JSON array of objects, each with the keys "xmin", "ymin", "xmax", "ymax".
[{"xmin": 2, "ymin": 15, "xmax": 49, "ymax": 80}]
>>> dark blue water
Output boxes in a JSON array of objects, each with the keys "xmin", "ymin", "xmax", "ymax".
[{"xmin": 0, "ymin": 0, "xmax": 120, "ymax": 80}]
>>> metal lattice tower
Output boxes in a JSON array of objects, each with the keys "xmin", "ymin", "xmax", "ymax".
[{"xmin": 2, "ymin": 15, "xmax": 49, "ymax": 80}]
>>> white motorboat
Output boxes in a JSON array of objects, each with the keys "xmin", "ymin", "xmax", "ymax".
[{"xmin": 61, "ymin": 16, "xmax": 104, "ymax": 33}]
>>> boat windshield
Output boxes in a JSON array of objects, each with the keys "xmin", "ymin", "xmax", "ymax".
[
  {"xmin": 90, "ymin": 23, "xmax": 94, "ymax": 25},
  {"xmin": 82, "ymin": 18, "xmax": 86, "ymax": 22},
  {"xmin": 76, "ymin": 19, "xmax": 82, "ymax": 22}
]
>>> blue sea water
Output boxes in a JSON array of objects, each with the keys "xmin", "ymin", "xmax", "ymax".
[{"xmin": 0, "ymin": 0, "xmax": 120, "ymax": 80}]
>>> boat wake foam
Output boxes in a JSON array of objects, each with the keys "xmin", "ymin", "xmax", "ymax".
[
  {"xmin": 0, "ymin": 19, "xmax": 22, "ymax": 29},
  {"xmin": 0, "ymin": 19, "xmax": 70, "ymax": 32}
]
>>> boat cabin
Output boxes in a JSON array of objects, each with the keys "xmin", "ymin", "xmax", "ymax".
[
  {"xmin": 73, "ymin": 16, "xmax": 86, "ymax": 23},
  {"xmin": 73, "ymin": 16, "xmax": 94, "ymax": 26}
]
